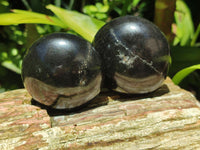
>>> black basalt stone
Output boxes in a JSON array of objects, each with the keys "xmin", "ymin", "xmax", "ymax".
[
  {"xmin": 22, "ymin": 33, "xmax": 102, "ymax": 109},
  {"xmin": 93, "ymin": 16, "xmax": 171, "ymax": 94}
]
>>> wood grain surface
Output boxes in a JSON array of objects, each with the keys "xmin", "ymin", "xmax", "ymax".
[{"xmin": 0, "ymin": 77, "xmax": 200, "ymax": 149}]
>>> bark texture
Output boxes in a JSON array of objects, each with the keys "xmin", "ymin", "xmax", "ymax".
[{"xmin": 1, "ymin": 78, "xmax": 200, "ymax": 149}]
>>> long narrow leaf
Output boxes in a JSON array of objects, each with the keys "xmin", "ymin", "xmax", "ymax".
[
  {"xmin": 191, "ymin": 22, "xmax": 200, "ymax": 46},
  {"xmin": 46, "ymin": 4, "xmax": 105, "ymax": 42},
  {"xmin": 0, "ymin": 10, "xmax": 67, "ymax": 28},
  {"xmin": 1, "ymin": 61, "xmax": 21, "ymax": 74},
  {"xmin": 172, "ymin": 64, "xmax": 200, "ymax": 85}
]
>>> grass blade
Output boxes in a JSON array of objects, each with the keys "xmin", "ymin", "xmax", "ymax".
[
  {"xmin": 172, "ymin": 64, "xmax": 200, "ymax": 85},
  {"xmin": 191, "ymin": 22, "xmax": 200, "ymax": 46},
  {"xmin": 1, "ymin": 61, "xmax": 21, "ymax": 74}
]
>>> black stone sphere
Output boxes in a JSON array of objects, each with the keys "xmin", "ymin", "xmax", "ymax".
[
  {"xmin": 93, "ymin": 16, "xmax": 171, "ymax": 94},
  {"xmin": 22, "ymin": 33, "xmax": 102, "ymax": 109}
]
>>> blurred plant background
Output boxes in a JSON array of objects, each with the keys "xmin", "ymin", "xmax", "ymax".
[{"xmin": 0, "ymin": 0, "xmax": 200, "ymax": 98}]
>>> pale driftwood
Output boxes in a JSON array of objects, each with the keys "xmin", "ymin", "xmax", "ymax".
[{"xmin": 1, "ymin": 77, "xmax": 200, "ymax": 150}]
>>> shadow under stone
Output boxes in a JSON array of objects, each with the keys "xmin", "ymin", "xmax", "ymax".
[
  {"xmin": 31, "ymin": 97, "xmax": 108, "ymax": 116},
  {"xmin": 31, "ymin": 83, "xmax": 170, "ymax": 117},
  {"xmin": 114, "ymin": 84, "xmax": 170, "ymax": 102}
]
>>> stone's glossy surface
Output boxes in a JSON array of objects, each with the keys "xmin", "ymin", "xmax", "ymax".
[
  {"xmin": 93, "ymin": 16, "xmax": 171, "ymax": 94},
  {"xmin": 22, "ymin": 33, "xmax": 102, "ymax": 109}
]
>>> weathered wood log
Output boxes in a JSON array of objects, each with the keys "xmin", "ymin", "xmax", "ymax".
[{"xmin": 1, "ymin": 77, "xmax": 200, "ymax": 149}]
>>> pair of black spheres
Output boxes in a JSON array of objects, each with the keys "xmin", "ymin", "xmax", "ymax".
[{"xmin": 22, "ymin": 16, "xmax": 170, "ymax": 109}]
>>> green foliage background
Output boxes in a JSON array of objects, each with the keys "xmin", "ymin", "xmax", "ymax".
[{"xmin": 0, "ymin": 0, "xmax": 200, "ymax": 98}]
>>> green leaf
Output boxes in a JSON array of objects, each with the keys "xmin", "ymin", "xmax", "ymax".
[
  {"xmin": 172, "ymin": 64, "xmax": 200, "ymax": 85},
  {"xmin": 173, "ymin": 0, "xmax": 194, "ymax": 46},
  {"xmin": 1, "ymin": 60, "xmax": 21, "ymax": 74},
  {"xmin": 0, "ymin": 5, "xmax": 105, "ymax": 42},
  {"xmin": 0, "ymin": 9, "xmax": 66, "ymax": 28},
  {"xmin": 132, "ymin": 0, "xmax": 141, "ymax": 7},
  {"xmin": 46, "ymin": 4, "xmax": 105, "ymax": 42},
  {"xmin": 95, "ymin": 13, "xmax": 107, "ymax": 20},
  {"xmin": 98, "ymin": 5, "xmax": 109, "ymax": 13},
  {"xmin": 84, "ymin": 5, "xmax": 98, "ymax": 13},
  {"xmin": 191, "ymin": 22, "xmax": 200, "ymax": 46}
]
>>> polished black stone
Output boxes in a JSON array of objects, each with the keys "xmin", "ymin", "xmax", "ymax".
[
  {"xmin": 22, "ymin": 33, "xmax": 102, "ymax": 109},
  {"xmin": 93, "ymin": 16, "xmax": 171, "ymax": 94}
]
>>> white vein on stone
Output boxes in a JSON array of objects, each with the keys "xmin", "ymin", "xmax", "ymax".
[{"xmin": 110, "ymin": 29, "xmax": 161, "ymax": 74}]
